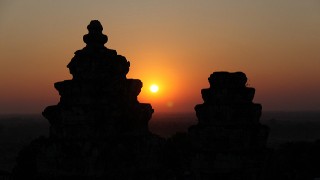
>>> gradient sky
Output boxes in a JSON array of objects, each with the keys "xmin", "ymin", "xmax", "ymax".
[{"xmin": 0, "ymin": 0, "xmax": 320, "ymax": 114}]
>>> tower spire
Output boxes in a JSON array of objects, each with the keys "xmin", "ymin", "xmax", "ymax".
[{"xmin": 83, "ymin": 20, "xmax": 108, "ymax": 47}]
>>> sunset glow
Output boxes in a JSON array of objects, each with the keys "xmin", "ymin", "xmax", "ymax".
[
  {"xmin": 0, "ymin": 1, "xmax": 320, "ymax": 114},
  {"xmin": 150, "ymin": 84, "xmax": 159, "ymax": 93}
]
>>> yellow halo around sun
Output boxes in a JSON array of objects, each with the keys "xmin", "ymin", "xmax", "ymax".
[{"xmin": 150, "ymin": 84, "xmax": 159, "ymax": 93}]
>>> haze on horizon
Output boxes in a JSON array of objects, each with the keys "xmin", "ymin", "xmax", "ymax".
[{"xmin": 0, "ymin": 0, "xmax": 320, "ymax": 114}]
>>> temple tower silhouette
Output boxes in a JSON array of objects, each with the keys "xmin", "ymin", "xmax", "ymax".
[
  {"xmin": 187, "ymin": 72, "xmax": 269, "ymax": 179},
  {"xmin": 13, "ymin": 20, "xmax": 164, "ymax": 179},
  {"xmin": 46, "ymin": 20, "xmax": 153, "ymax": 138}
]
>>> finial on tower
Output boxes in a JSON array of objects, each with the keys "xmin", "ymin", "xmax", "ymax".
[{"xmin": 83, "ymin": 20, "xmax": 108, "ymax": 46}]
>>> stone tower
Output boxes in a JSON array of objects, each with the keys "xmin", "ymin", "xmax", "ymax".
[
  {"xmin": 13, "ymin": 20, "xmax": 164, "ymax": 179},
  {"xmin": 188, "ymin": 72, "xmax": 269, "ymax": 180},
  {"xmin": 44, "ymin": 20, "xmax": 153, "ymax": 138}
]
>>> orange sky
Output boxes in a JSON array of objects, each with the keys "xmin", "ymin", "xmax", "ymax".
[{"xmin": 0, "ymin": 0, "xmax": 320, "ymax": 114}]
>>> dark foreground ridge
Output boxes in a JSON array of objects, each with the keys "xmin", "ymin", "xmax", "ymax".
[{"xmin": 11, "ymin": 21, "xmax": 320, "ymax": 180}]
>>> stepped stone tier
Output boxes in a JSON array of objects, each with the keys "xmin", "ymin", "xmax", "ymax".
[
  {"xmin": 188, "ymin": 72, "xmax": 269, "ymax": 179},
  {"xmin": 13, "ymin": 20, "xmax": 164, "ymax": 179}
]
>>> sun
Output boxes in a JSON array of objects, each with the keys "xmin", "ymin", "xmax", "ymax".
[{"xmin": 150, "ymin": 84, "xmax": 159, "ymax": 93}]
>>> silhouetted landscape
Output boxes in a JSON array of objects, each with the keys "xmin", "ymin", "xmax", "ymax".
[
  {"xmin": 1, "ymin": 20, "xmax": 320, "ymax": 179},
  {"xmin": 1, "ymin": 112, "xmax": 320, "ymax": 176}
]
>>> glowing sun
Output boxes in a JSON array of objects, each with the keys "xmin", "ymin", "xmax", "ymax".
[{"xmin": 150, "ymin": 84, "xmax": 159, "ymax": 93}]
